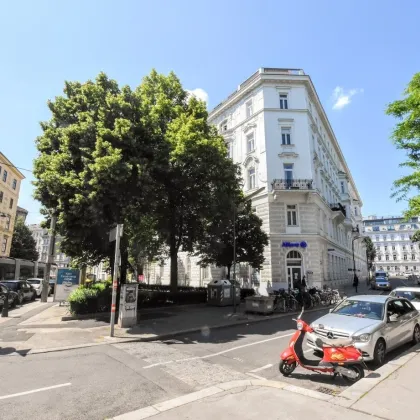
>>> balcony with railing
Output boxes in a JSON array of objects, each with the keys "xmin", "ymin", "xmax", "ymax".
[
  {"xmin": 271, "ymin": 179, "xmax": 313, "ymax": 191},
  {"xmin": 329, "ymin": 202, "xmax": 347, "ymax": 218}
]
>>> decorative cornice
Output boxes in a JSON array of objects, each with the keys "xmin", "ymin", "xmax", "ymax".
[
  {"xmin": 243, "ymin": 154, "xmax": 260, "ymax": 167},
  {"xmin": 243, "ymin": 122, "xmax": 257, "ymax": 133},
  {"xmin": 278, "ymin": 118, "xmax": 294, "ymax": 123},
  {"xmin": 278, "ymin": 152, "xmax": 299, "ymax": 159}
]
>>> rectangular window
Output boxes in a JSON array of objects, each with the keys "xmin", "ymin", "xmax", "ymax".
[
  {"xmin": 354, "ymin": 207, "xmax": 358, "ymax": 216},
  {"xmin": 406, "ymin": 266, "xmax": 409, "ymax": 271},
  {"xmin": 392, "ymin": 245, "xmax": 396, "ymax": 251},
  {"xmin": 411, "ymin": 245, "xmax": 414, "ymax": 251},
  {"xmin": 284, "ymin": 163, "xmax": 293, "ymax": 181},
  {"xmin": 287, "ymin": 205, "xmax": 298, "ymax": 226},
  {"xmin": 376, "ymin": 236, "xmax": 380, "ymax": 241},
  {"xmin": 386, "ymin": 255, "xmax": 389, "ymax": 261},
  {"xmin": 403, "ymin": 245, "xmax": 406, "ymax": 250},
  {"xmin": 393, "ymin": 255, "xmax": 397, "ymax": 261},
  {"xmin": 246, "ymin": 100, "xmax": 253, "ymax": 118},
  {"xmin": 378, "ymin": 256, "xmax": 382, "ymax": 261},
  {"xmin": 246, "ymin": 132, "xmax": 255, "ymax": 153},
  {"xmin": 279, "ymin": 94, "xmax": 288, "ymax": 110},
  {"xmin": 248, "ymin": 168, "xmax": 256, "ymax": 190},
  {"xmin": 412, "ymin": 254, "xmax": 416, "ymax": 260},
  {"xmin": 385, "ymin": 246, "xmax": 388, "ymax": 251},
  {"xmin": 1, "ymin": 237, "xmax": 7, "ymax": 253},
  {"xmin": 281, "ymin": 127, "xmax": 291, "ymax": 145},
  {"xmin": 5, "ymin": 217, "xmax": 10, "ymax": 230},
  {"xmin": 414, "ymin": 266, "xmax": 417, "ymax": 271},
  {"xmin": 340, "ymin": 181, "xmax": 345, "ymax": 194},
  {"xmin": 404, "ymin": 255, "xmax": 408, "ymax": 260},
  {"xmin": 9, "ymin": 198, "xmax": 13, "ymax": 209},
  {"xmin": 0, "ymin": 191, "xmax": 3, "ymax": 203},
  {"xmin": 12, "ymin": 179, "xmax": 17, "ymax": 190},
  {"xmin": 2, "ymin": 170, "xmax": 7, "ymax": 182}
]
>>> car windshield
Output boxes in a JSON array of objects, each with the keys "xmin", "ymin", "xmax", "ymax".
[
  {"xmin": 332, "ymin": 299, "xmax": 384, "ymax": 320},
  {"xmin": 1, "ymin": 282, "xmax": 18, "ymax": 291},
  {"xmin": 391, "ymin": 290, "xmax": 420, "ymax": 302},
  {"xmin": 28, "ymin": 279, "xmax": 41, "ymax": 285}
]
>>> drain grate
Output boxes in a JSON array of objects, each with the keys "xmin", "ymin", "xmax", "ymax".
[{"xmin": 316, "ymin": 387, "xmax": 340, "ymax": 396}]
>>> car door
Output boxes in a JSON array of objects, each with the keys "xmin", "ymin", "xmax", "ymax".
[
  {"xmin": 400, "ymin": 299, "xmax": 418, "ymax": 342},
  {"xmin": 390, "ymin": 299, "xmax": 412, "ymax": 346},
  {"xmin": 20, "ymin": 281, "xmax": 31, "ymax": 300},
  {"xmin": 385, "ymin": 301, "xmax": 404, "ymax": 350}
]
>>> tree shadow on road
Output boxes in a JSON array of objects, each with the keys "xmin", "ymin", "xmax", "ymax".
[{"xmin": 0, "ymin": 347, "xmax": 30, "ymax": 356}]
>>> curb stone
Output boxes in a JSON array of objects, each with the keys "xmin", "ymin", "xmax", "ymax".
[
  {"xmin": 109, "ymin": 379, "xmax": 333, "ymax": 420},
  {"xmin": 332, "ymin": 342, "xmax": 420, "ymax": 408}
]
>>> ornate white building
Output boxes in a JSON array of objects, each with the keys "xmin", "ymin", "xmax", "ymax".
[
  {"xmin": 149, "ymin": 68, "xmax": 367, "ymax": 292},
  {"xmin": 363, "ymin": 215, "xmax": 420, "ymax": 274}
]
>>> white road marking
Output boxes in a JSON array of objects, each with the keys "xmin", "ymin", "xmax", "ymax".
[
  {"xmin": 0, "ymin": 383, "xmax": 71, "ymax": 400},
  {"xmin": 250, "ymin": 364, "xmax": 273, "ymax": 373},
  {"xmin": 143, "ymin": 333, "xmax": 294, "ymax": 369},
  {"xmin": 246, "ymin": 372, "xmax": 267, "ymax": 380}
]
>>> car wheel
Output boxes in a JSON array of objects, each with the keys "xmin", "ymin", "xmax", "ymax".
[
  {"xmin": 412, "ymin": 324, "xmax": 420, "ymax": 344},
  {"xmin": 342, "ymin": 364, "xmax": 365, "ymax": 384},
  {"xmin": 11, "ymin": 297, "xmax": 17, "ymax": 308},
  {"xmin": 279, "ymin": 360, "xmax": 296, "ymax": 376},
  {"xmin": 373, "ymin": 339, "xmax": 386, "ymax": 367}
]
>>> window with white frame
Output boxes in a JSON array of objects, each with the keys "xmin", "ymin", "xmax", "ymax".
[
  {"xmin": 1, "ymin": 237, "xmax": 7, "ymax": 253},
  {"xmin": 227, "ymin": 142, "xmax": 233, "ymax": 159},
  {"xmin": 340, "ymin": 181, "xmax": 345, "ymax": 194},
  {"xmin": 246, "ymin": 100, "xmax": 253, "ymax": 118},
  {"xmin": 284, "ymin": 163, "xmax": 293, "ymax": 181},
  {"xmin": 246, "ymin": 132, "xmax": 255, "ymax": 153},
  {"xmin": 279, "ymin": 94, "xmax": 288, "ymax": 110},
  {"xmin": 248, "ymin": 167, "xmax": 256, "ymax": 190},
  {"xmin": 281, "ymin": 127, "xmax": 291, "ymax": 145},
  {"xmin": 220, "ymin": 120, "xmax": 228, "ymax": 132},
  {"xmin": 286, "ymin": 205, "xmax": 298, "ymax": 226},
  {"xmin": 412, "ymin": 254, "xmax": 416, "ymax": 260}
]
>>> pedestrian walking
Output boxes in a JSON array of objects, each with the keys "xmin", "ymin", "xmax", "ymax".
[
  {"xmin": 301, "ymin": 275, "xmax": 307, "ymax": 292},
  {"xmin": 353, "ymin": 274, "xmax": 359, "ymax": 293}
]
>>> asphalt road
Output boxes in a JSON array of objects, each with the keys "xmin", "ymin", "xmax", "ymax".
[{"xmin": 0, "ymin": 276, "xmax": 418, "ymax": 419}]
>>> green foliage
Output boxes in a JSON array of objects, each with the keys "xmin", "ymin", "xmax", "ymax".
[
  {"xmin": 386, "ymin": 73, "xmax": 420, "ymax": 217},
  {"xmin": 197, "ymin": 200, "xmax": 269, "ymax": 279},
  {"xmin": 67, "ymin": 280, "xmax": 112, "ymax": 315},
  {"xmin": 10, "ymin": 219, "xmax": 39, "ymax": 261},
  {"xmin": 362, "ymin": 237, "xmax": 376, "ymax": 269}
]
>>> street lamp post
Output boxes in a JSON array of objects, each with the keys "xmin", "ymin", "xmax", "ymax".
[{"xmin": 352, "ymin": 236, "xmax": 360, "ymax": 283}]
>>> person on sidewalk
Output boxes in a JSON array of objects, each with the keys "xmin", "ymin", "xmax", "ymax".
[
  {"xmin": 300, "ymin": 275, "xmax": 307, "ymax": 292},
  {"xmin": 353, "ymin": 274, "xmax": 359, "ymax": 293}
]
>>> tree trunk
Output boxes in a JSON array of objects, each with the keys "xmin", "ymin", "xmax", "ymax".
[
  {"xmin": 226, "ymin": 264, "xmax": 231, "ymax": 280},
  {"xmin": 80, "ymin": 265, "xmax": 87, "ymax": 285},
  {"xmin": 170, "ymin": 238, "xmax": 178, "ymax": 293}
]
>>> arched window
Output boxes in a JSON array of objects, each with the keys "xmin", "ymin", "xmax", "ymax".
[{"xmin": 287, "ymin": 250, "xmax": 301, "ymax": 259}]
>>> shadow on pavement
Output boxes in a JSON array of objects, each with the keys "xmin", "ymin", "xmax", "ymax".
[{"xmin": 0, "ymin": 347, "xmax": 30, "ymax": 356}]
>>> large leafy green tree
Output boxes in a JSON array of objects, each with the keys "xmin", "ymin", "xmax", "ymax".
[
  {"xmin": 386, "ymin": 72, "xmax": 420, "ymax": 218},
  {"xmin": 197, "ymin": 200, "xmax": 269, "ymax": 280},
  {"xmin": 362, "ymin": 237, "xmax": 376, "ymax": 271},
  {"xmin": 33, "ymin": 73, "xmax": 157, "ymax": 280},
  {"xmin": 10, "ymin": 219, "xmax": 39, "ymax": 261},
  {"xmin": 138, "ymin": 71, "xmax": 242, "ymax": 292}
]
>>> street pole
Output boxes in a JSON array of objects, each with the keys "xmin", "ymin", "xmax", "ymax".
[
  {"xmin": 232, "ymin": 205, "xmax": 237, "ymax": 314},
  {"xmin": 42, "ymin": 214, "xmax": 57, "ymax": 302},
  {"xmin": 352, "ymin": 237, "xmax": 357, "ymax": 282},
  {"xmin": 110, "ymin": 224, "xmax": 121, "ymax": 337}
]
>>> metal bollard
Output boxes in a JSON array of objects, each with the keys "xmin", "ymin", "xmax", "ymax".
[{"xmin": 1, "ymin": 289, "xmax": 9, "ymax": 317}]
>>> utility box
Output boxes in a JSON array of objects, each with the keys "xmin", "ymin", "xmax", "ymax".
[
  {"xmin": 118, "ymin": 284, "xmax": 138, "ymax": 328},
  {"xmin": 207, "ymin": 279, "xmax": 240, "ymax": 306},
  {"xmin": 245, "ymin": 296, "xmax": 275, "ymax": 315}
]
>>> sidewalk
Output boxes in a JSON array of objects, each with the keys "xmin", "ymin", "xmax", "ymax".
[
  {"xmin": 111, "ymin": 379, "xmax": 377, "ymax": 420},
  {"xmin": 335, "ymin": 343, "xmax": 420, "ymax": 419}
]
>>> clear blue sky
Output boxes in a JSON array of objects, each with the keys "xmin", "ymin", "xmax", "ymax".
[{"xmin": 1, "ymin": 0, "xmax": 419, "ymax": 224}]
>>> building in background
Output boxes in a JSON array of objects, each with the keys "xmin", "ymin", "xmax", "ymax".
[
  {"xmin": 0, "ymin": 152, "xmax": 25, "ymax": 257},
  {"xmin": 28, "ymin": 224, "xmax": 71, "ymax": 277},
  {"xmin": 149, "ymin": 68, "xmax": 367, "ymax": 292},
  {"xmin": 363, "ymin": 215, "xmax": 420, "ymax": 274},
  {"xmin": 16, "ymin": 206, "xmax": 28, "ymax": 223}
]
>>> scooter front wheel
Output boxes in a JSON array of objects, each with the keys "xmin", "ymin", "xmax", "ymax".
[
  {"xmin": 341, "ymin": 364, "xmax": 364, "ymax": 384},
  {"xmin": 279, "ymin": 360, "xmax": 297, "ymax": 376}
]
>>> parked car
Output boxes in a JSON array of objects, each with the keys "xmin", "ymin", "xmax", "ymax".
[
  {"xmin": 390, "ymin": 287, "xmax": 420, "ymax": 310},
  {"xmin": 307, "ymin": 295, "xmax": 420, "ymax": 366},
  {"xmin": 0, "ymin": 280, "xmax": 37, "ymax": 304},
  {"xmin": 0, "ymin": 284, "xmax": 19, "ymax": 308},
  {"xmin": 371, "ymin": 273, "xmax": 391, "ymax": 291},
  {"xmin": 27, "ymin": 278, "xmax": 45, "ymax": 297}
]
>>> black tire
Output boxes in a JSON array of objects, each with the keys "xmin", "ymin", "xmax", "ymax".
[
  {"xmin": 279, "ymin": 360, "xmax": 297, "ymax": 376},
  {"xmin": 412, "ymin": 324, "xmax": 420, "ymax": 345},
  {"xmin": 342, "ymin": 364, "xmax": 365, "ymax": 384},
  {"xmin": 11, "ymin": 297, "xmax": 17, "ymax": 308},
  {"xmin": 373, "ymin": 339, "xmax": 386, "ymax": 367}
]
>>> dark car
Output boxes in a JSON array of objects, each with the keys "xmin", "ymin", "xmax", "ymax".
[
  {"xmin": 1, "ymin": 280, "xmax": 37, "ymax": 304},
  {"xmin": 0, "ymin": 284, "xmax": 19, "ymax": 308}
]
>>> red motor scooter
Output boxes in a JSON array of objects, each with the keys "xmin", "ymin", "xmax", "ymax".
[{"xmin": 279, "ymin": 308, "xmax": 365, "ymax": 383}]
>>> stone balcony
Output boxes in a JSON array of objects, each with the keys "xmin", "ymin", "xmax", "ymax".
[{"xmin": 271, "ymin": 179, "xmax": 313, "ymax": 191}]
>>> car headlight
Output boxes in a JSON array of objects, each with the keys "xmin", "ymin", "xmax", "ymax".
[{"xmin": 353, "ymin": 333, "xmax": 371, "ymax": 343}]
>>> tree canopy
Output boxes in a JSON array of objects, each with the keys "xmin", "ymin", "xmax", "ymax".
[
  {"xmin": 386, "ymin": 72, "xmax": 420, "ymax": 218},
  {"xmin": 10, "ymin": 219, "xmax": 39, "ymax": 261},
  {"xmin": 362, "ymin": 237, "xmax": 376, "ymax": 271},
  {"xmin": 33, "ymin": 70, "xmax": 243, "ymax": 288},
  {"xmin": 197, "ymin": 200, "xmax": 269, "ymax": 279}
]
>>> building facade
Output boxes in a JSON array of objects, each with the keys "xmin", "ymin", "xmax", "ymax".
[
  {"xmin": 16, "ymin": 206, "xmax": 28, "ymax": 223},
  {"xmin": 363, "ymin": 215, "xmax": 420, "ymax": 274},
  {"xmin": 0, "ymin": 153, "xmax": 25, "ymax": 257},
  {"xmin": 148, "ymin": 68, "xmax": 367, "ymax": 292},
  {"xmin": 28, "ymin": 224, "xmax": 71, "ymax": 276}
]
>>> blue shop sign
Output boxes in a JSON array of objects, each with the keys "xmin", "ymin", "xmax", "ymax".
[{"xmin": 282, "ymin": 241, "xmax": 308, "ymax": 248}]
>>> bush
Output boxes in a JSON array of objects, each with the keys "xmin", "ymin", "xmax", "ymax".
[{"xmin": 67, "ymin": 280, "xmax": 113, "ymax": 315}]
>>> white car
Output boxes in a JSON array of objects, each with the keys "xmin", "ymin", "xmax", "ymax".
[
  {"xmin": 390, "ymin": 287, "xmax": 420, "ymax": 310},
  {"xmin": 27, "ymin": 278, "xmax": 44, "ymax": 297}
]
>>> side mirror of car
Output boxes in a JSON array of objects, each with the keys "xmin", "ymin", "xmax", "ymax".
[{"xmin": 389, "ymin": 314, "xmax": 399, "ymax": 323}]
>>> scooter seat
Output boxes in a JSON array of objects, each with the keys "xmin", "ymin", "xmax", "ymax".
[{"xmin": 315, "ymin": 337, "xmax": 354, "ymax": 348}]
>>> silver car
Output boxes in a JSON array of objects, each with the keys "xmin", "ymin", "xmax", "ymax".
[{"xmin": 307, "ymin": 295, "xmax": 420, "ymax": 366}]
